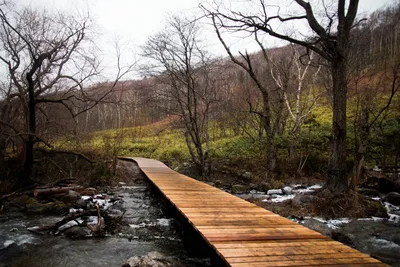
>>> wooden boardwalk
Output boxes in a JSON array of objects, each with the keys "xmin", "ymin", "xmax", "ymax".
[{"xmin": 121, "ymin": 157, "xmax": 388, "ymax": 267}]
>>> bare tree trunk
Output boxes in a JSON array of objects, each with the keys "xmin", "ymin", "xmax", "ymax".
[
  {"xmin": 0, "ymin": 138, "xmax": 5, "ymax": 177},
  {"xmin": 352, "ymin": 104, "xmax": 369, "ymax": 188},
  {"xmin": 327, "ymin": 61, "xmax": 348, "ymax": 192},
  {"xmin": 21, "ymin": 73, "xmax": 37, "ymax": 186},
  {"xmin": 260, "ymin": 91, "xmax": 277, "ymax": 173}
]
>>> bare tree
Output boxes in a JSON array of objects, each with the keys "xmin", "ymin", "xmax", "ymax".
[
  {"xmin": 208, "ymin": 20, "xmax": 281, "ymax": 173},
  {"xmin": 142, "ymin": 16, "xmax": 217, "ymax": 178},
  {"xmin": 0, "ymin": 4, "xmax": 100, "ymax": 185},
  {"xmin": 204, "ymin": 0, "xmax": 361, "ymax": 192}
]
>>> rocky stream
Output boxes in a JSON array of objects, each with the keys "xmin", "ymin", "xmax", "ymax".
[
  {"xmin": 0, "ymin": 161, "xmax": 210, "ymax": 267},
  {"xmin": 1, "ymin": 160, "xmax": 400, "ymax": 266}
]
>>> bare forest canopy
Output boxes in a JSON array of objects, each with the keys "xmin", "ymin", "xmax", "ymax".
[{"xmin": 0, "ymin": 1, "xmax": 399, "ymax": 192}]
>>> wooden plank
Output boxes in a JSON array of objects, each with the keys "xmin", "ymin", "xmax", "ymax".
[
  {"xmin": 120, "ymin": 157, "xmax": 389, "ymax": 267},
  {"xmin": 218, "ymin": 246, "xmax": 357, "ymax": 257},
  {"xmin": 225, "ymin": 252, "xmax": 377, "ymax": 263},
  {"xmin": 229, "ymin": 258, "xmax": 384, "ymax": 267},
  {"xmin": 212, "ymin": 240, "xmax": 341, "ymax": 248}
]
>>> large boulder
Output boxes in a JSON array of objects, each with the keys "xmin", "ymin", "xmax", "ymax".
[
  {"xmin": 64, "ymin": 226, "xmax": 89, "ymax": 239},
  {"xmin": 60, "ymin": 190, "xmax": 81, "ymax": 204},
  {"xmin": 12, "ymin": 195, "xmax": 67, "ymax": 215},
  {"xmin": 358, "ymin": 188, "xmax": 380, "ymax": 197},
  {"xmin": 26, "ymin": 201, "xmax": 67, "ymax": 215},
  {"xmin": 384, "ymin": 192, "xmax": 400, "ymax": 206},
  {"xmin": 361, "ymin": 176, "xmax": 396, "ymax": 194}
]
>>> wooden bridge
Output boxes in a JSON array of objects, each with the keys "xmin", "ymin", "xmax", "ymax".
[{"xmin": 121, "ymin": 157, "xmax": 388, "ymax": 267}]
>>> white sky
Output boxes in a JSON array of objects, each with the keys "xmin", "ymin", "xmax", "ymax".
[{"xmin": 12, "ymin": 0, "xmax": 398, "ymax": 80}]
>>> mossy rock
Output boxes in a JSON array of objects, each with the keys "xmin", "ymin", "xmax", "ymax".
[
  {"xmin": 26, "ymin": 200, "xmax": 67, "ymax": 215},
  {"xmin": 260, "ymin": 182, "xmax": 272, "ymax": 192},
  {"xmin": 214, "ymin": 180, "xmax": 222, "ymax": 188},
  {"xmin": 271, "ymin": 180, "xmax": 285, "ymax": 189},
  {"xmin": 364, "ymin": 200, "xmax": 388, "ymax": 218},
  {"xmin": 11, "ymin": 195, "xmax": 35, "ymax": 206},
  {"xmin": 231, "ymin": 184, "xmax": 248, "ymax": 194}
]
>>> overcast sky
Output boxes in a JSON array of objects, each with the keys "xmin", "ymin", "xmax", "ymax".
[{"xmin": 14, "ymin": 0, "xmax": 397, "ymax": 80}]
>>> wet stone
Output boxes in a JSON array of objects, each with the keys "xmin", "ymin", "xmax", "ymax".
[
  {"xmin": 267, "ymin": 189, "xmax": 283, "ymax": 195},
  {"xmin": 384, "ymin": 192, "xmax": 400, "ymax": 205},
  {"xmin": 64, "ymin": 226, "xmax": 89, "ymax": 239},
  {"xmin": 358, "ymin": 188, "xmax": 380, "ymax": 197},
  {"xmin": 282, "ymin": 186, "xmax": 292, "ymax": 194},
  {"xmin": 123, "ymin": 251, "xmax": 186, "ymax": 267}
]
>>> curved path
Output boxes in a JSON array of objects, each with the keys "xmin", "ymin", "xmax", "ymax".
[{"xmin": 120, "ymin": 157, "xmax": 388, "ymax": 267}]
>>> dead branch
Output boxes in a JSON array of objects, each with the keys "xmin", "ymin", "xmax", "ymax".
[{"xmin": 35, "ymin": 148, "xmax": 95, "ymax": 164}]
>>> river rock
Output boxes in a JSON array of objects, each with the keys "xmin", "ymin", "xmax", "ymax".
[
  {"xmin": 206, "ymin": 182, "xmax": 215, "ymax": 187},
  {"xmin": 302, "ymin": 218, "xmax": 332, "ymax": 237},
  {"xmin": 10, "ymin": 194, "xmax": 37, "ymax": 206},
  {"xmin": 68, "ymin": 190, "xmax": 81, "ymax": 200},
  {"xmin": 361, "ymin": 176, "xmax": 396, "ymax": 193},
  {"xmin": 64, "ymin": 226, "xmax": 89, "ymax": 239},
  {"xmin": 394, "ymin": 178, "xmax": 400, "ymax": 192},
  {"xmin": 81, "ymin": 187, "xmax": 97, "ymax": 196},
  {"xmin": 214, "ymin": 180, "xmax": 222, "ymax": 187},
  {"xmin": 331, "ymin": 230, "xmax": 353, "ymax": 245},
  {"xmin": 123, "ymin": 251, "xmax": 185, "ymax": 267},
  {"xmin": 242, "ymin": 171, "xmax": 252, "ymax": 180},
  {"xmin": 282, "ymin": 186, "xmax": 292, "ymax": 194},
  {"xmin": 26, "ymin": 199, "xmax": 66, "ymax": 215},
  {"xmin": 384, "ymin": 192, "xmax": 400, "ymax": 206},
  {"xmin": 371, "ymin": 248, "xmax": 400, "ymax": 266},
  {"xmin": 358, "ymin": 188, "xmax": 380, "ymax": 197},
  {"xmin": 267, "ymin": 189, "xmax": 283, "ymax": 195},
  {"xmin": 231, "ymin": 184, "xmax": 248, "ymax": 194},
  {"xmin": 249, "ymin": 183, "xmax": 258, "ymax": 190},
  {"xmin": 260, "ymin": 182, "xmax": 272, "ymax": 192},
  {"xmin": 74, "ymin": 199, "xmax": 87, "ymax": 209},
  {"xmin": 393, "ymin": 232, "xmax": 400, "ymax": 246}
]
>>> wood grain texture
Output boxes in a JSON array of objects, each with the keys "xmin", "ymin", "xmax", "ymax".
[{"xmin": 120, "ymin": 157, "xmax": 388, "ymax": 267}]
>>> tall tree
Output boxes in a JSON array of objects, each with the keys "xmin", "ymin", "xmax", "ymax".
[
  {"xmin": 204, "ymin": 0, "xmax": 360, "ymax": 192},
  {"xmin": 0, "ymin": 4, "xmax": 99, "ymax": 185},
  {"xmin": 142, "ymin": 16, "xmax": 217, "ymax": 178}
]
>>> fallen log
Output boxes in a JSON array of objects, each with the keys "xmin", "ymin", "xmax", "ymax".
[
  {"xmin": 0, "ymin": 184, "xmax": 38, "ymax": 201},
  {"xmin": 34, "ymin": 186, "xmax": 82, "ymax": 197}
]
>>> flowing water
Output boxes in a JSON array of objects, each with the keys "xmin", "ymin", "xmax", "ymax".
[{"xmin": 0, "ymin": 161, "xmax": 209, "ymax": 267}]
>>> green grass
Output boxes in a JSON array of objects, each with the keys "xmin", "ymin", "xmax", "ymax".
[{"xmin": 54, "ymin": 92, "xmax": 399, "ymax": 179}]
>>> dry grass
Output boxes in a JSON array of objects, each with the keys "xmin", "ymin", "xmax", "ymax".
[{"xmin": 312, "ymin": 189, "xmax": 387, "ymax": 218}]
